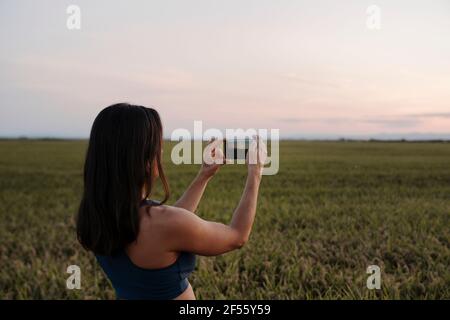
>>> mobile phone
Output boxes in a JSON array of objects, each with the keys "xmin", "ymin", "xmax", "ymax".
[{"xmin": 224, "ymin": 138, "xmax": 250, "ymax": 161}]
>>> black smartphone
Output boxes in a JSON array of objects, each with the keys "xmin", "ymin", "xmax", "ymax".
[{"xmin": 224, "ymin": 138, "xmax": 250, "ymax": 161}]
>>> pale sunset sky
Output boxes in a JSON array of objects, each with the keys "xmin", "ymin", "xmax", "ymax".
[{"xmin": 1, "ymin": 0, "xmax": 449, "ymax": 139}]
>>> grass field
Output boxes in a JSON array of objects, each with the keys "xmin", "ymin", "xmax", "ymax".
[{"xmin": 0, "ymin": 139, "xmax": 449, "ymax": 299}]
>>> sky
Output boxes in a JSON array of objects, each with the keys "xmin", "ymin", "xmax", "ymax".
[{"xmin": 1, "ymin": 0, "xmax": 450, "ymax": 139}]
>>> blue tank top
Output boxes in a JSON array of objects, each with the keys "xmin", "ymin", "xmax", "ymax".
[{"xmin": 95, "ymin": 200, "xmax": 196, "ymax": 300}]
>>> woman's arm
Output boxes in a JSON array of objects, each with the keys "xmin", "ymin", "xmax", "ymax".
[
  {"xmin": 174, "ymin": 139, "xmax": 223, "ymax": 213},
  {"xmin": 173, "ymin": 172, "xmax": 211, "ymax": 213},
  {"xmin": 229, "ymin": 172, "xmax": 261, "ymax": 244}
]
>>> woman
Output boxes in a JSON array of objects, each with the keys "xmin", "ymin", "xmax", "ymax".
[{"xmin": 76, "ymin": 103, "xmax": 266, "ymax": 300}]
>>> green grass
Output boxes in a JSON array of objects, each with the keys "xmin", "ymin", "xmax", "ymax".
[{"xmin": 0, "ymin": 140, "xmax": 449, "ymax": 299}]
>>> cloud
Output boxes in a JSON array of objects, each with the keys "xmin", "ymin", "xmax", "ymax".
[
  {"xmin": 279, "ymin": 116, "xmax": 422, "ymax": 129},
  {"xmin": 279, "ymin": 118, "xmax": 306, "ymax": 123},
  {"xmin": 363, "ymin": 118, "xmax": 421, "ymax": 129},
  {"xmin": 407, "ymin": 112, "xmax": 450, "ymax": 119},
  {"xmin": 280, "ymin": 112, "xmax": 450, "ymax": 129},
  {"xmin": 282, "ymin": 73, "xmax": 341, "ymax": 89}
]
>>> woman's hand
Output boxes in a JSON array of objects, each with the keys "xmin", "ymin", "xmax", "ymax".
[
  {"xmin": 247, "ymin": 136, "xmax": 267, "ymax": 179},
  {"xmin": 198, "ymin": 138, "xmax": 225, "ymax": 180}
]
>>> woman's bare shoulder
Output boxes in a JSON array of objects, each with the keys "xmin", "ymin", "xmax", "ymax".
[{"xmin": 140, "ymin": 204, "xmax": 190, "ymax": 233}]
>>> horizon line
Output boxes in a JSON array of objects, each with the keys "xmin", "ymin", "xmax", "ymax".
[{"xmin": 1, "ymin": 134, "xmax": 450, "ymax": 142}]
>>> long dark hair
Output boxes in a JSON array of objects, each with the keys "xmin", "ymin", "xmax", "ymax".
[{"xmin": 76, "ymin": 103, "xmax": 170, "ymax": 256}]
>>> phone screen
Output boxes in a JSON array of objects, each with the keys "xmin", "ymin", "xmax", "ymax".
[{"xmin": 224, "ymin": 138, "xmax": 250, "ymax": 161}]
